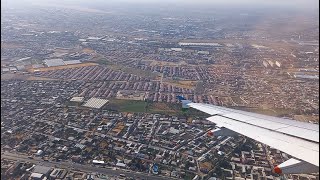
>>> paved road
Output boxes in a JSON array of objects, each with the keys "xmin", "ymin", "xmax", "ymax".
[{"xmin": 1, "ymin": 152, "xmax": 181, "ymax": 180}]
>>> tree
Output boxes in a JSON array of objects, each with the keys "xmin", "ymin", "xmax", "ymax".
[
  {"xmin": 220, "ymin": 159, "xmax": 232, "ymax": 169},
  {"xmin": 215, "ymin": 166, "xmax": 223, "ymax": 177}
]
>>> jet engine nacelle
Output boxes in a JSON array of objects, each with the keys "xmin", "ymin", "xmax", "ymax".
[
  {"xmin": 207, "ymin": 127, "xmax": 238, "ymax": 137},
  {"xmin": 274, "ymin": 158, "xmax": 319, "ymax": 174}
]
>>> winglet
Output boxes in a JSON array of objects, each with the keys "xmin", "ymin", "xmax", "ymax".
[
  {"xmin": 176, "ymin": 95, "xmax": 192, "ymax": 111},
  {"xmin": 176, "ymin": 95, "xmax": 186, "ymax": 101}
]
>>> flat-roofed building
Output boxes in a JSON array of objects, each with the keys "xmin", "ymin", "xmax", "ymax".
[
  {"xmin": 49, "ymin": 168, "xmax": 68, "ymax": 179},
  {"xmin": 32, "ymin": 64, "xmax": 45, "ymax": 68},
  {"xmin": 70, "ymin": 97, "xmax": 84, "ymax": 102},
  {"xmin": 32, "ymin": 165, "xmax": 52, "ymax": 176},
  {"xmin": 64, "ymin": 60, "xmax": 81, "ymax": 65},
  {"xmin": 82, "ymin": 98, "xmax": 108, "ymax": 109},
  {"xmin": 44, "ymin": 59, "xmax": 65, "ymax": 67},
  {"xmin": 30, "ymin": 172, "xmax": 44, "ymax": 180}
]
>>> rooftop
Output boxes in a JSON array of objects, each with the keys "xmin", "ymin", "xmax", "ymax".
[
  {"xmin": 44, "ymin": 59, "xmax": 65, "ymax": 67},
  {"xmin": 33, "ymin": 165, "xmax": 52, "ymax": 174},
  {"xmin": 64, "ymin": 60, "xmax": 82, "ymax": 65},
  {"xmin": 82, "ymin": 98, "xmax": 109, "ymax": 109},
  {"xmin": 70, "ymin": 96, "xmax": 85, "ymax": 102}
]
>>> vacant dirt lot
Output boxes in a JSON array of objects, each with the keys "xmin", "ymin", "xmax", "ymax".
[{"xmin": 27, "ymin": 63, "xmax": 98, "ymax": 72}]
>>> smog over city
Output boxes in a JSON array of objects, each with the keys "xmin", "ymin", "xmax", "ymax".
[{"xmin": 1, "ymin": 0, "xmax": 319, "ymax": 179}]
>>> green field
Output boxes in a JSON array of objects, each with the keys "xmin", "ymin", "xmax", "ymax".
[
  {"xmin": 104, "ymin": 99, "xmax": 209, "ymax": 118},
  {"xmin": 105, "ymin": 99, "xmax": 293, "ymax": 118},
  {"xmin": 105, "ymin": 99, "xmax": 148, "ymax": 112},
  {"xmin": 97, "ymin": 59, "xmax": 112, "ymax": 65}
]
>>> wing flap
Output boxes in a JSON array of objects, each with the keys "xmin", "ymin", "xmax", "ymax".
[{"xmin": 276, "ymin": 126, "xmax": 319, "ymax": 143}]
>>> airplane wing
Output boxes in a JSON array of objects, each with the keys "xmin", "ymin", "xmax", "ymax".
[{"xmin": 177, "ymin": 96, "xmax": 319, "ymax": 174}]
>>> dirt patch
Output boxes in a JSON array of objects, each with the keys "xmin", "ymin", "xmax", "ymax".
[
  {"xmin": 27, "ymin": 63, "xmax": 98, "ymax": 72},
  {"xmin": 1, "ymin": 42, "xmax": 25, "ymax": 49},
  {"xmin": 149, "ymin": 102, "xmax": 177, "ymax": 113},
  {"xmin": 1, "ymin": 73, "xmax": 60, "ymax": 81},
  {"xmin": 294, "ymin": 115, "xmax": 319, "ymax": 123},
  {"xmin": 1, "ymin": 73, "xmax": 28, "ymax": 80},
  {"xmin": 164, "ymin": 80, "xmax": 197, "ymax": 89},
  {"xmin": 149, "ymin": 60, "xmax": 189, "ymax": 66},
  {"xmin": 199, "ymin": 162, "xmax": 213, "ymax": 170},
  {"xmin": 26, "ymin": 76, "xmax": 58, "ymax": 81},
  {"xmin": 82, "ymin": 48, "xmax": 95, "ymax": 54}
]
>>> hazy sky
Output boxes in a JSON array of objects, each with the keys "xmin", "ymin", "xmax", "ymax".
[
  {"xmin": 100, "ymin": 0, "xmax": 318, "ymax": 6},
  {"xmin": 3, "ymin": 0, "xmax": 319, "ymax": 10}
]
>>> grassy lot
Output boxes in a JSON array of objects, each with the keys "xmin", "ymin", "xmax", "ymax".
[
  {"xmin": 105, "ymin": 99, "xmax": 148, "ymax": 112},
  {"xmin": 97, "ymin": 98, "xmax": 315, "ymax": 122},
  {"xmin": 148, "ymin": 102, "xmax": 208, "ymax": 117},
  {"xmin": 147, "ymin": 102, "xmax": 178, "ymax": 114},
  {"xmin": 104, "ymin": 99, "xmax": 208, "ymax": 118},
  {"xmin": 96, "ymin": 58, "xmax": 113, "ymax": 65}
]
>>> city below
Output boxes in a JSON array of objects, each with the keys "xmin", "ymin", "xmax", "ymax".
[{"xmin": 1, "ymin": 0, "xmax": 319, "ymax": 180}]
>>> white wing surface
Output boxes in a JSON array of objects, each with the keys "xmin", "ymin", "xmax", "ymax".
[{"xmin": 184, "ymin": 102, "xmax": 319, "ymax": 170}]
